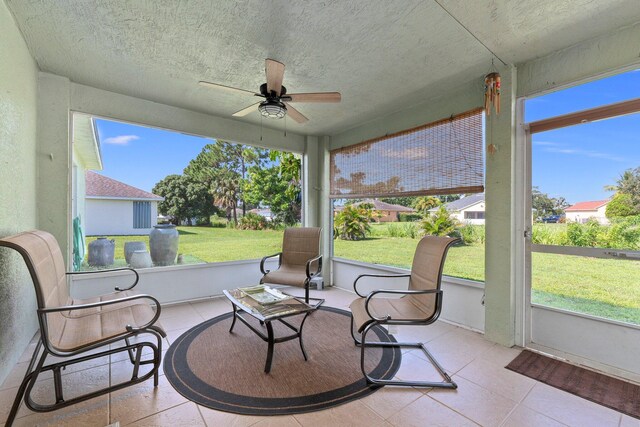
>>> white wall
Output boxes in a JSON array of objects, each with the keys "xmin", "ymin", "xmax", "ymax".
[
  {"xmin": 85, "ymin": 199, "xmax": 159, "ymax": 236},
  {"xmin": 454, "ymin": 202, "xmax": 486, "ymax": 225},
  {"xmin": 0, "ymin": 1, "xmax": 40, "ymax": 385},
  {"xmin": 531, "ymin": 306, "xmax": 640, "ymax": 383},
  {"xmin": 70, "ymin": 259, "xmax": 279, "ymax": 304},
  {"xmin": 565, "ymin": 205, "xmax": 609, "ymax": 225}
]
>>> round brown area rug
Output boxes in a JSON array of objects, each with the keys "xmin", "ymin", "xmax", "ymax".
[{"xmin": 164, "ymin": 306, "xmax": 401, "ymax": 415}]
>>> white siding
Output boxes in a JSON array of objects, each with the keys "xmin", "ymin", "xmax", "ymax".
[
  {"xmin": 565, "ymin": 205, "xmax": 609, "ymax": 225},
  {"xmin": 85, "ymin": 198, "xmax": 158, "ymax": 236},
  {"xmin": 453, "ymin": 202, "xmax": 486, "ymax": 225}
]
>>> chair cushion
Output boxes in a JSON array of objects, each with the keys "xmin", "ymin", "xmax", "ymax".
[
  {"xmin": 281, "ymin": 227, "xmax": 321, "ymax": 267},
  {"xmin": 262, "ymin": 265, "xmax": 309, "ymax": 287},
  {"xmin": 47, "ymin": 291, "xmax": 159, "ymax": 353},
  {"xmin": 350, "ymin": 296, "xmax": 434, "ymax": 333}
]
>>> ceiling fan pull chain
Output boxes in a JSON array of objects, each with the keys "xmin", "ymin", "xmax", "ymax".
[{"xmin": 260, "ymin": 115, "xmax": 263, "ymax": 142}]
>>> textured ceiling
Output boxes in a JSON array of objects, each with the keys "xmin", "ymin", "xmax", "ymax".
[{"xmin": 6, "ymin": 0, "xmax": 640, "ymax": 135}]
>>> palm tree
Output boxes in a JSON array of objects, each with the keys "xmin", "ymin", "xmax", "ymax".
[
  {"xmin": 413, "ymin": 196, "xmax": 441, "ymax": 214},
  {"xmin": 214, "ymin": 176, "xmax": 239, "ymax": 224}
]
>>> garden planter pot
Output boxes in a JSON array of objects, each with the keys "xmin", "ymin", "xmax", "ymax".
[
  {"xmin": 88, "ymin": 237, "xmax": 115, "ymax": 266},
  {"xmin": 149, "ymin": 225, "xmax": 179, "ymax": 266},
  {"xmin": 124, "ymin": 241, "xmax": 147, "ymax": 264},
  {"xmin": 130, "ymin": 250, "xmax": 153, "ymax": 269}
]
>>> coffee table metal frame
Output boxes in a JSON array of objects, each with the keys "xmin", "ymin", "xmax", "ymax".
[{"xmin": 223, "ymin": 288, "xmax": 316, "ymax": 373}]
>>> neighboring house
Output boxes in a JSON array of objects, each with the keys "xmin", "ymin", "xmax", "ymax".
[
  {"xmin": 435, "ymin": 194, "xmax": 486, "ymax": 225},
  {"xmin": 335, "ymin": 199, "xmax": 415, "ymax": 222},
  {"xmin": 85, "ymin": 171, "xmax": 164, "ymax": 235},
  {"xmin": 249, "ymin": 208, "xmax": 274, "ymax": 221},
  {"xmin": 565, "ymin": 199, "xmax": 610, "ymax": 225}
]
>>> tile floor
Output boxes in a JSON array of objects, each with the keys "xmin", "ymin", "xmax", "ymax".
[{"xmin": 0, "ymin": 287, "xmax": 637, "ymax": 427}]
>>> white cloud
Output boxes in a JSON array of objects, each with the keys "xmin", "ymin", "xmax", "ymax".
[
  {"xmin": 102, "ymin": 135, "xmax": 140, "ymax": 145},
  {"xmin": 534, "ymin": 140, "xmax": 626, "ymax": 162},
  {"xmin": 543, "ymin": 146, "xmax": 626, "ymax": 162}
]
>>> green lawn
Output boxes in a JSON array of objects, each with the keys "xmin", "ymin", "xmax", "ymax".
[
  {"xmin": 87, "ymin": 225, "xmax": 640, "ymax": 325},
  {"xmin": 87, "ymin": 227, "xmax": 285, "ymax": 264}
]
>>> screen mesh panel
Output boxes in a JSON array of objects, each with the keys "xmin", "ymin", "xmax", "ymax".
[{"xmin": 330, "ymin": 108, "xmax": 484, "ymax": 199}]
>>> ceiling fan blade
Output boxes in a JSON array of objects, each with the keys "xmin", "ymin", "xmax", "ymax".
[
  {"xmin": 265, "ymin": 59, "xmax": 285, "ymax": 96},
  {"xmin": 232, "ymin": 102, "xmax": 260, "ymax": 117},
  {"xmin": 199, "ymin": 81, "xmax": 259, "ymax": 96},
  {"xmin": 285, "ymin": 92, "xmax": 342, "ymax": 103},
  {"xmin": 284, "ymin": 103, "xmax": 308, "ymax": 123}
]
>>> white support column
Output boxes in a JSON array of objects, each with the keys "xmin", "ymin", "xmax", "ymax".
[
  {"xmin": 303, "ymin": 136, "xmax": 320, "ymax": 227},
  {"xmin": 318, "ymin": 136, "xmax": 333, "ymax": 285},
  {"xmin": 484, "ymin": 65, "xmax": 518, "ymax": 346},
  {"xmin": 37, "ymin": 72, "xmax": 71, "ymax": 264}
]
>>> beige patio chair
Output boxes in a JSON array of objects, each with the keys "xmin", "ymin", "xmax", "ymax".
[
  {"xmin": 349, "ymin": 235, "xmax": 459, "ymax": 388},
  {"xmin": 0, "ymin": 230, "xmax": 166, "ymax": 426},
  {"xmin": 260, "ymin": 227, "xmax": 323, "ymax": 307}
]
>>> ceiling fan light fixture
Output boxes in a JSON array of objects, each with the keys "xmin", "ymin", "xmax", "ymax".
[{"xmin": 258, "ymin": 100, "xmax": 287, "ymax": 119}]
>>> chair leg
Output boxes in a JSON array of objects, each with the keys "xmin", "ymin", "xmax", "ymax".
[
  {"xmin": 147, "ymin": 326, "xmax": 165, "ymax": 387},
  {"xmin": 359, "ymin": 321, "xmax": 457, "ymax": 389},
  {"xmin": 5, "ymin": 340, "xmax": 45, "ymax": 427}
]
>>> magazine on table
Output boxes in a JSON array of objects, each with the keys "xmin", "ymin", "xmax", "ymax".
[{"xmin": 239, "ymin": 285, "xmax": 291, "ymax": 306}]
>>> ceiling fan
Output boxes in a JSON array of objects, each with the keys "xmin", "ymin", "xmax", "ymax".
[{"xmin": 199, "ymin": 59, "xmax": 341, "ymax": 124}]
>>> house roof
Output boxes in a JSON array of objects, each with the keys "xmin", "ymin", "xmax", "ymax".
[
  {"xmin": 72, "ymin": 113, "xmax": 102, "ymax": 170},
  {"xmin": 565, "ymin": 199, "xmax": 609, "ymax": 212},
  {"xmin": 86, "ymin": 171, "xmax": 163, "ymax": 201},
  {"xmin": 336, "ymin": 199, "xmax": 414, "ymax": 212},
  {"xmin": 442, "ymin": 194, "xmax": 485, "ymax": 212}
]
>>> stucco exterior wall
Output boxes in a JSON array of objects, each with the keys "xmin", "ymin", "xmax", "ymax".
[
  {"xmin": 455, "ymin": 202, "xmax": 486, "ymax": 225},
  {"xmin": 565, "ymin": 205, "xmax": 609, "ymax": 225},
  {"xmin": 85, "ymin": 199, "xmax": 159, "ymax": 236},
  {"xmin": 0, "ymin": 2, "xmax": 40, "ymax": 385}
]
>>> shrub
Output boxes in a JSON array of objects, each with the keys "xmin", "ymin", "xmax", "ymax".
[
  {"xmin": 457, "ymin": 224, "xmax": 485, "ymax": 245},
  {"xmin": 566, "ymin": 219, "xmax": 603, "ymax": 247},
  {"xmin": 237, "ymin": 212, "xmax": 269, "ymax": 230},
  {"xmin": 605, "ymin": 215, "xmax": 640, "ymax": 249},
  {"xmin": 532, "ymin": 224, "xmax": 568, "ymax": 245},
  {"xmin": 195, "ymin": 216, "xmax": 210, "ymax": 226},
  {"xmin": 397, "ymin": 213, "xmax": 422, "ymax": 222},
  {"xmin": 387, "ymin": 222, "xmax": 419, "ymax": 238},
  {"xmin": 606, "ymin": 193, "xmax": 637, "ymax": 218},
  {"xmin": 334, "ymin": 204, "xmax": 375, "ymax": 240},
  {"xmin": 209, "ymin": 214, "xmax": 228, "ymax": 228},
  {"xmin": 421, "ymin": 206, "xmax": 459, "ymax": 237}
]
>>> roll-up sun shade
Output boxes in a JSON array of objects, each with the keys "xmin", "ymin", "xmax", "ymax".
[{"xmin": 330, "ymin": 108, "xmax": 484, "ymax": 199}]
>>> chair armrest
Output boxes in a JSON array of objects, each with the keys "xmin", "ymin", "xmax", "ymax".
[
  {"xmin": 305, "ymin": 255, "xmax": 322, "ymax": 279},
  {"xmin": 67, "ymin": 267, "xmax": 140, "ymax": 291},
  {"xmin": 260, "ymin": 252, "xmax": 282, "ymax": 275},
  {"xmin": 353, "ymin": 273, "xmax": 411, "ymax": 297},
  {"xmin": 38, "ymin": 294, "xmax": 162, "ymax": 329},
  {"xmin": 364, "ymin": 288, "xmax": 442, "ymax": 322}
]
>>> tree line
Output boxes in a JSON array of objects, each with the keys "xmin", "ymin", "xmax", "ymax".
[{"xmin": 152, "ymin": 141, "xmax": 301, "ymax": 226}]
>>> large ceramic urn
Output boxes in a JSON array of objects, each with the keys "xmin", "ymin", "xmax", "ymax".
[
  {"xmin": 124, "ymin": 241, "xmax": 147, "ymax": 264},
  {"xmin": 88, "ymin": 237, "xmax": 115, "ymax": 267},
  {"xmin": 149, "ymin": 225, "xmax": 179, "ymax": 266}
]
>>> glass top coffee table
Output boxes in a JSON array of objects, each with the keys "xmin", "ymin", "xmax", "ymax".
[{"xmin": 223, "ymin": 285, "xmax": 316, "ymax": 373}]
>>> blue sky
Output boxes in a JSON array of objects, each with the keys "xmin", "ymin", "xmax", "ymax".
[
  {"xmin": 94, "ymin": 69, "xmax": 640, "ymax": 202},
  {"xmin": 94, "ymin": 121, "xmax": 212, "ymax": 192},
  {"xmin": 526, "ymin": 69, "xmax": 640, "ymax": 203}
]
